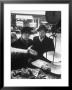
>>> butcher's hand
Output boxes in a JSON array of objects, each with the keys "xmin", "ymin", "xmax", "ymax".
[{"xmin": 28, "ymin": 48, "xmax": 38, "ymax": 56}]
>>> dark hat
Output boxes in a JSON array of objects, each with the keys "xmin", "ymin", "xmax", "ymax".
[
  {"xmin": 37, "ymin": 25, "xmax": 48, "ymax": 32},
  {"xmin": 21, "ymin": 27, "xmax": 33, "ymax": 34}
]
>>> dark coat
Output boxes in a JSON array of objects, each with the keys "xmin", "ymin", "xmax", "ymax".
[
  {"xmin": 32, "ymin": 36, "xmax": 55, "ymax": 56},
  {"xmin": 11, "ymin": 38, "xmax": 33, "ymax": 49},
  {"xmin": 11, "ymin": 38, "xmax": 33, "ymax": 70}
]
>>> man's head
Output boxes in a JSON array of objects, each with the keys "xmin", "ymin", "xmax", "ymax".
[
  {"xmin": 21, "ymin": 27, "xmax": 33, "ymax": 40},
  {"xmin": 37, "ymin": 25, "xmax": 48, "ymax": 39}
]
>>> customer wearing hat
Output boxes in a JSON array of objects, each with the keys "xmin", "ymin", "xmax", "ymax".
[
  {"xmin": 28, "ymin": 25, "xmax": 55, "ymax": 63},
  {"xmin": 11, "ymin": 27, "xmax": 34, "ymax": 70}
]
